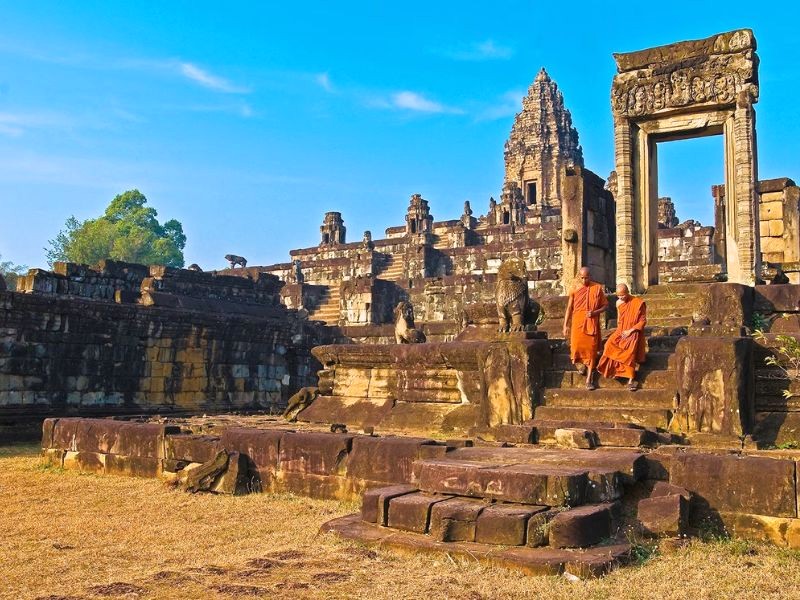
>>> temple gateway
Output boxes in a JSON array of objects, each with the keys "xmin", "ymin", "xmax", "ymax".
[{"xmin": 7, "ymin": 29, "xmax": 800, "ymax": 574}]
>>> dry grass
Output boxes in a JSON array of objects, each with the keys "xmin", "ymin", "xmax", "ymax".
[{"xmin": 2, "ymin": 444, "xmax": 799, "ymax": 600}]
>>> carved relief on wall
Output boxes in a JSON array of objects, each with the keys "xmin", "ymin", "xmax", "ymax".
[{"xmin": 612, "ymin": 68, "xmax": 745, "ymax": 117}]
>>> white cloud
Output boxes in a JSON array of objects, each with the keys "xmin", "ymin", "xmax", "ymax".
[
  {"xmin": 384, "ymin": 91, "xmax": 464, "ymax": 114},
  {"xmin": 316, "ymin": 72, "xmax": 333, "ymax": 92},
  {"xmin": 444, "ymin": 39, "xmax": 514, "ymax": 61},
  {"xmin": 0, "ymin": 111, "xmax": 76, "ymax": 137},
  {"xmin": 477, "ymin": 89, "xmax": 525, "ymax": 121},
  {"xmin": 178, "ymin": 62, "xmax": 250, "ymax": 94}
]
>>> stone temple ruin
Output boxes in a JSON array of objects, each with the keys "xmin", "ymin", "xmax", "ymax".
[{"xmin": 6, "ymin": 29, "xmax": 800, "ymax": 575}]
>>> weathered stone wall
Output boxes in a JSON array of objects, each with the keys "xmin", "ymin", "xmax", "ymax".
[
  {"xmin": 657, "ymin": 220, "xmax": 719, "ymax": 283},
  {"xmin": 0, "ymin": 263, "xmax": 330, "ymax": 431},
  {"xmin": 0, "ymin": 291, "xmax": 326, "ymax": 419}
]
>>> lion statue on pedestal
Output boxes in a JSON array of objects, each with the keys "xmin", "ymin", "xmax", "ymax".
[
  {"xmin": 394, "ymin": 301, "xmax": 426, "ymax": 344},
  {"xmin": 496, "ymin": 257, "xmax": 539, "ymax": 332}
]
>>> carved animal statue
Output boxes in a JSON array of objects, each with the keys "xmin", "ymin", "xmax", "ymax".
[
  {"xmin": 225, "ymin": 254, "xmax": 247, "ymax": 269},
  {"xmin": 496, "ymin": 257, "xmax": 530, "ymax": 332},
  {"xmin": 282, "ymin": 386, "xmax": 318, "ymax": 422},
  {"xmin": 187, "ymin": 263, "xmax": 203, "ymax": 272},
  {"xmin": 394, "ymin": 301, "xmax": 426, "ymax": 344}
]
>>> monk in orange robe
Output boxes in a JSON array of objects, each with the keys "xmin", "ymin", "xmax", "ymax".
[
  {"xmin": 563, "ymin": 267, "xmax": 608, "ymax": 390},
  {"xmin": 598, "ymin": 283, "xmax": 647, "ymax": 391}
]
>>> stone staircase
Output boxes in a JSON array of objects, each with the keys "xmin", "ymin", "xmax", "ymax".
[
  {"xmin": 308, "ymin": 285, "xmax": 341, "ymax": 325},
  {"xmin": 376, "ymin": 253, "xmax": 405, "ymax": 282},
  {"xmin": 324, "ymin": 445, "xmax": 641, "ymax": 576},
  {"xmin": 528, "ymin": 284, "xmax": 708, "ymax": 446}
]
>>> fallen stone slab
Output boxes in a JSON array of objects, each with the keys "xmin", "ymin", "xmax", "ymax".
[{"xmin": 321, "ymin": 514, "xmax": 631, "ymax": 578}]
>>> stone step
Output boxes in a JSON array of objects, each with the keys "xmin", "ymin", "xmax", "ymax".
[
  {"xmin": 413, "ymin": 459, "xmax": 603, "ymax": 506},
  {"xmin": 527, "ymin": 419, "xmax": 663, "ymax": 448},
  {"xmin": 542, "ymin": 388, "xmax": 675, "ymax": 409},
  {"xmin": 545, "ymin": 368, "xmax": 676, "ymax": 390},
  {"xmin": 424, "ymin": 446, "xmax": 646, "ymax": 484},
  {"xmin": 642, "ymin": 283, "xmax": 708, "ymax": 296},
  {"xmin": 551, "ymin": 351, "xmax": 674, "ymax": 371},
  {"xmin": 638, "ymin": 295, "xmax": 700, "ymax": 311},
  {"xmin": 534, "ymin": 406, "xmax": 672, "ymax": 429},
  {"xmin": 322, "ymin": 514, "xmax": 631, "ymax": 577}
]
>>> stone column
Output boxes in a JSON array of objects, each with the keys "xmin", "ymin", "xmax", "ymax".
[
  {"xmin": 731, "ymin": 98, "xmax": 760, "ymax": 285},
  {"xmin": 614, "ymin": 117, "xmax": 636, "ymax": 291}
]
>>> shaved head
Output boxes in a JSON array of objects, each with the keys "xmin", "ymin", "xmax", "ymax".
[
  {"xmin": 579, "ymin": 267, "xmax": 592, "ymax": 286},
  {"xmin": 616, "ymin": 283, "xmax": 631, "ymax": 300}
]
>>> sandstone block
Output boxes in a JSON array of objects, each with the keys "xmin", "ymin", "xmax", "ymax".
[
  {"xmin": 490, "ymin": 424, "xmax": 537, "ymax": 444},
  {"xmin": 105, "ymin": 454, "xmax": 160, "ymax": 478},
  {"xmin": 548, "ymin": 503, "xmax": 615, "ymax": 549},
  {"xmin": 475, "ymin": 504, "xmax": 546, "ymax": 546},
  {"xmin": 219, "ymin": 427, "xmax": 285, "ymax": 488},
  {"xmin": 650, "ymin": 481, "xmax": 691, "ymax": 501},
  {"xmin": 212, "ymin": 451, "xmax": 249, "ymax": 495},
  {"xmin": 387, "ymin": 492, "xmax": 451, "ymax": 533},
  {"xmin": 429, "ymin": 498, "xmax": 486, "ymax": 542},
  {"xmin": 166, "ymin": 434, "xmax": 222, "ymax": 464},
  {"xmin": 638, "ymin": 494, "xmax": 688, "ymax": 537},
  {"xmin": 769, "ymin": 219, "xmax": 785, "ymax": 237},
  {"xmin": 361, "ymin": 484, "xmax": 418, "ymax": 524},
  {"xmin": 347, "ymin": 435, "xmax": 443, "ymax": 484},
  {"xmin": 670, "ymin": 452, "xmax": 797, "ymax": 518},
  {"xmin": 554, "ymin": 428, "xmax": 597, "ymax": 449},
  {"xmin": 526, "ymin": 508, "xmax": 561, "ymax": 547},
  {"xmin": 278, "ymin": 431, "xmax": 353, "ymax": 476}
]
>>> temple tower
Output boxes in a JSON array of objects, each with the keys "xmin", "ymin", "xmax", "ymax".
[
  {"xmin": 504, "ymin": 68, "xmax": 584, "ymax": 209},
  {"xmin": 405, "ymin": 194, "xmax": 433, "ymax": 236},
  {"xmin": 320, "ymin": 212, "xmax": 346, "ymax": 245}
]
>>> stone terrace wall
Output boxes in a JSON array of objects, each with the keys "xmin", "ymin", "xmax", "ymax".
[{"xmin": 0, "ymin": 263, "xmax": 331, "ymax": 431}]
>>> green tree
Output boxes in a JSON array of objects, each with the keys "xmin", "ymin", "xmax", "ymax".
[
  {"xmin": 45, "ymin": 190, "xmax": 186, "ymax": 268},
  {"xmin": 0, "ymin": 254, "xmax": 27, "ymax": 290}
]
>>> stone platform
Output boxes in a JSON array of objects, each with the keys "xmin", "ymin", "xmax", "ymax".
[{"xmin": 39, "ymin": 416, "xmax": 800, "ymax": 564}]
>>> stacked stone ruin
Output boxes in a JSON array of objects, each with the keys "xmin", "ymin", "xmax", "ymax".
[{"xmin": 5, "ymin": 28, "xmax": 800, "ymax": 575}]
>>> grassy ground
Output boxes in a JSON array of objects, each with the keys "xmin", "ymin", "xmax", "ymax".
[{"xmin": 2, "ymin": 444, "xmax": 800, "ymax": 600}]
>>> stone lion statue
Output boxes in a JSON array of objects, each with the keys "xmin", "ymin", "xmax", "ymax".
[
  {"xmin": 496, "ymin": 257, "xmax": 534, "ymax": 332},
  {"xmin": 225, "ymin": 254, "xmax": 247, "ymax": 269},
  {"xmin": 282, "ymin": 386, "xmax": 318, "ymax": 422},
  {"xmin": 394, "ymin": 301, "xmax": 426, "ymax": 344},
  {"xmin": 187, "ymin": 263, "xmax": 203, "ymax": 272}
]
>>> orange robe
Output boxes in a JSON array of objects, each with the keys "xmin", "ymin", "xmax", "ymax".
[
  {"xmin": 598, "ymin": 296, "xmax": 647, "ymax": 379},
  {"xmin": 569, "ymin": 283, "xmax": 608, "ymax": 366}
]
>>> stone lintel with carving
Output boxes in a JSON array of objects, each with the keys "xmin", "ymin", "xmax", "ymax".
[{"xmin": 612, "ymin": 29, "xmax": 759, "ymax": 119}]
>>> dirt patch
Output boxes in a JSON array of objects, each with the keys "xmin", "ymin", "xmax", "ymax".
[
  {"xmin": 265, "ymin": 550, "xmax": 305, "ymax": 561},
  {"xmin": 245, "ymin": 558, "xmax": 280, "ymax": 570},
  {"xmin": 311, "ymin": 571, "xmax": 350, "ymax": 584},
  {"xmin": 209, "ymin": 584, "xmax": 268, "ymax": 597},
  {"xmin": 343, "ymin": 546, "xmax": 378, "ymax": 560},
  {"xmin": 87, "ymin": 582, "xmax": 146, "ymax": 596},
  {"xmin": 187, "ymin": 565, "xmax": 228, "ymax": 575}
]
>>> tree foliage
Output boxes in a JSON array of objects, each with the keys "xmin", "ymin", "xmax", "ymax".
[
  {"xmin": 45, "ymin": 190, "xmax": 186, "ymax": 268},
  {"xmin": 0, "ymin": 254, "xmax": 27, "ymax": 290}
]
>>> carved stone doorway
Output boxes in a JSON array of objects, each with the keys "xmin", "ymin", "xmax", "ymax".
[{"xmin": 611, "ymin": 29, "xmax": 759, "ymax": 291}]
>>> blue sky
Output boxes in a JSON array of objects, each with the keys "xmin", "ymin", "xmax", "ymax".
[{"xmin": 0, "ymin": 1, "xmax": 798, "ymax": 270}]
